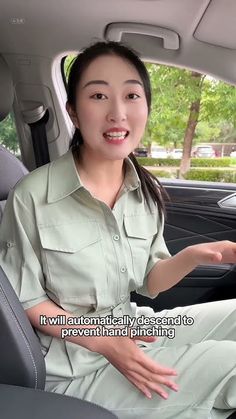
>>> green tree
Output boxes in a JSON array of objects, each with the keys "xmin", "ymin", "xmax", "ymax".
[
  {"xmin": 64, "ymin": 55, "xmax": 76, "ymax": 81},
  {"xmin": 144, "ymin": 65, "xmax": 206, "ymax": 176},
  {"xmin": 144, "ymin": 64, "xmax": 191, "ymax": 149},
  {"xmin": 0, "ymin": 114, "xmax": 18, "ymax": 153},
  {"xmin": 145, "ymin": 63, "xmax": 236, "ymax": 177},
  {"xmin": 179, "ymin": 72, "xmax": 205, "ymax": 176},
  {"xmin": 64, "ymin": 55, "xmax": 236, "ymax": 175}
]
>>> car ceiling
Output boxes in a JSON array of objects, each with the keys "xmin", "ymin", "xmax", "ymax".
[{"xmin": 0, "ymin": 0, "xmax": 236, "ymax": 82}]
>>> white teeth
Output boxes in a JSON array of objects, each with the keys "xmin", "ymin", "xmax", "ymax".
[
  {"xmin": 105, "ymin": 131, "xmax": 127, "ymax": 137},
  {"xmin": 106, "ymin": 135, "xmax": 126, "ymax": 140}
]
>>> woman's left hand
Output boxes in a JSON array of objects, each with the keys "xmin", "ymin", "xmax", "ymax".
[{"xmin": 189, "ymin": 240, "xmax": 236, "ymax": 265}]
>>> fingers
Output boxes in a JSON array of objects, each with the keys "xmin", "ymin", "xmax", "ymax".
[
  {"xmin": 103, "ymin": 336, "xmax": 179, "ymax": 400},
  {"xmin": 200, "ymin": 241, "xmax": 236, "ymax": 264},
  {"xmin": 133, "ymin": 335, "xmax": 157, "ymax": 343},
  {"xmin": 126, "ymin": 368, "xmax": 178, "ymax": 400},
  {"xmin": 139, "ymin": 352, "xmax": 177, "ymax": 376},
  {"xmin": 145, "ymin": 380, "xmax": 173, "ymax": 399},
  {"xmin": 127, "ymin": 375, "xmax": 152, "ymax": 399},
  {"xmin": 126, "ymin": 351, "xmax": 178, "ymax": 398},
  {"xmin": 128, "ymin": 328, "xmax": 157, "ymax": 342},
  {"xmin": 192, "ymin": 240, "xmax": 236, "ymax": 265},
  {"xmin": 134, "ymin": 361, "xmax": 178, "ymax": 388},
  {"xmin": 151, "ymin": 375, "xmax": 179, "ymax": 393}
]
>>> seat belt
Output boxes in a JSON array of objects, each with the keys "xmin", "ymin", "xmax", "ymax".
[
  {"xmin": 29, "ymin": 111, "xmax": 50, "ymax": 167},
  {"xmin": 22, "ymin": 104, "xmax": 50, "ymax": 168}
]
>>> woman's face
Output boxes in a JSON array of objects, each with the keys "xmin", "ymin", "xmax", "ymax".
[{"xmin": 68, "ymin": 54, "xmax": 148, "ymax": 162}]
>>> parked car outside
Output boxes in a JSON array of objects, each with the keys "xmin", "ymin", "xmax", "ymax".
[
  {"xmin": 151, "ymin": 145, "xmax": 168, "ymax": 158},
  {"xmin": 134, "ymin": 147, "xmax": 148, "ymax": 157},
  {"xmin": 169, "ymin": 148, "xmax": 183, "ymax": 159},
  {"xmin": 191, "ymin": 145, "xmax": 215, "ymax": 158}
]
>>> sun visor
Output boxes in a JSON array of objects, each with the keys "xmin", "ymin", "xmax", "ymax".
[{"xmin": 194, "ymin": 0, "xmax": 236, "ymax": 49}]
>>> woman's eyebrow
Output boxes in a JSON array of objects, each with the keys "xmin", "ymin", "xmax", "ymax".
[
  {"xmin": 124, "ymin": 79, "xmax": 143, "ymax": 87},
  {"xmin": 82, "ymin": 79, "xmax": 143, "ymax": 88},
  {"xmin": 82, "ymin": 80, "xmax": 108, "ymax": 88}
]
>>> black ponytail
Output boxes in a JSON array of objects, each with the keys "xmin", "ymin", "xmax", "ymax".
[{"xmin": 128, "ymin": 153, "xmax": 167, "ymax": 220}]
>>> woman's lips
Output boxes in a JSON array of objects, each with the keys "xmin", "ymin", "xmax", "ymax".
[{"xmin": 103, "ymin": 130, "xmax": 129, "ymax": 144}]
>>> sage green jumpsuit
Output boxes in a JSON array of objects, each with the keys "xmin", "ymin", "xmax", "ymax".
[{"xmin": 0, "ymin": 149, "xmax": 236, "ymax": 419}]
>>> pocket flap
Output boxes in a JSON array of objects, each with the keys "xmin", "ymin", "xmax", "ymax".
[
  {"xmin": 124, "ymin": 214, "xmax": 157, "ymax": 239},
  {"xmin": 38, "ymin": 222, "xmax": 100, "ymax": 253}
]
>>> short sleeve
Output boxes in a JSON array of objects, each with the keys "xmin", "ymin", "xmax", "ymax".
[
  {"xmin": 136, "ymin": 214, "xmax": 171, "ymax": 299},
  {"xmin": 0, "ymin": 188, "xmax": 49, "ymax": 310}
]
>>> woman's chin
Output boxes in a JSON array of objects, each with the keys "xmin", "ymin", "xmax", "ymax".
[{"xmin": 99, "ymin": 145, "xmax": 133, "ymax": 161}]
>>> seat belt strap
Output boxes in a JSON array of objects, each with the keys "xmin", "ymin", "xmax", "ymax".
[
  {"xmin": 22, "ymin": 104, "xmax": 50, "ymax": 168},
  {"xmin": 29, "ymin": 111, "xmax": 50, "ymax": 167}
]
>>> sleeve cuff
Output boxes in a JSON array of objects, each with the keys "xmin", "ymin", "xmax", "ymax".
[{"xmin": 22, "ymin": 295, "xmax": 50, "ymax": 310}]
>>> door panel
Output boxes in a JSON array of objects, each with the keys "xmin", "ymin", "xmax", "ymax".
[
  {"xmin": 165, "ymin": 211, "xmax": 236, "ymax": 254},
  {"xmin": 131, "ymin": 181, "xmax": 236, "ymax": 311}
]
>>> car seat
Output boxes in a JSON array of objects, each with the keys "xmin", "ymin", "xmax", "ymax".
[
  {"xmin": 0, "ymin": 54, "xmax": 117, "ymax": 419},
  {"xmin": 0, "ymin": 144, "xmax": 29, "ymax": 221},
  {"xmin": 0, "ymin": 54, "xmax": 29, "ymax": 221}
]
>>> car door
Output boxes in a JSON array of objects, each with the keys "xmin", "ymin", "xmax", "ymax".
[{"xmin": 132, "ymin": 180, "xmax": 236, "ymax": 312}]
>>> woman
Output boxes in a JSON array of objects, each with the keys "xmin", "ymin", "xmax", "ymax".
[{"xmin": 1, "ymin": 41, "xmax": 236, "ymax": 419}]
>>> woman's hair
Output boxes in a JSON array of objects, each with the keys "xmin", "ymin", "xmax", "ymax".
[{"xmin": 67, "ymin": 41, "xmax": 167, "ymax": 219}]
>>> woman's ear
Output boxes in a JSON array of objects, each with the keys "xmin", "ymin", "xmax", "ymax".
[{"xmin": 66, "ymin": 102, "xmax": 79, "ymax": 129}]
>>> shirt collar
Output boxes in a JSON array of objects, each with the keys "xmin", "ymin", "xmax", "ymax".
[
  {"xmin": 47, "ymin": 149, "xmax": 82, "ymax": 203},
  {"xmin": 123, "ymin": 157, "xmax": 142, "ymax": 201},
  {"xmin": 47, "ymin": 149, "xmax": 142, "ymax": 203}
]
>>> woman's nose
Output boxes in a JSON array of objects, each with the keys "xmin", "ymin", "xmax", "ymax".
[{"xmin": 106, "ymin": 100, "xmax": 127, "ymax": 123}]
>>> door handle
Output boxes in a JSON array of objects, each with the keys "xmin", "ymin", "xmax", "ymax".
[{"xmin": 217, "ymin": 193, "xmax": 236, "ymax": 210}]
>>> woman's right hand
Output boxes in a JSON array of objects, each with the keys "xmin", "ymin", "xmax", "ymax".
[
  {"xmin": 26, "ymin": 300, "xmax": 178, "ymax": 399},
  {"xmin": 93, "ymin": 334, "xmax": 179, "ymax": 400}
]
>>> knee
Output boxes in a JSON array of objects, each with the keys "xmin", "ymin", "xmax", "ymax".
[{"xmin": 211, "ymin": 341, "xmax": 236, "ymax": 370}]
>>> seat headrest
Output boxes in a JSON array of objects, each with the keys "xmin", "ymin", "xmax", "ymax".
[
  {"xmin": 0, "ymin": 56, "xmax": 14, "ymax": 121},
  {"xmin": 0, "ymin": 145, "xmax": 28, "ymax": 201}
]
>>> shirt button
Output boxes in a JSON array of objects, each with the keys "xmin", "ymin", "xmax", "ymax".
[
  {"xmin": 6, "ymin": 241, "xmax": 13, "ymax": 248},
  {"xmin": 120, "ymin": 266, "xmax": 127, "ymax": 273},
  {"xmin": 113, "ymin": 234, "xmax": 120, "ymax": 241}
]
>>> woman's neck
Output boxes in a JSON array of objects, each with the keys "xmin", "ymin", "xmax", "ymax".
[{"xmin": 73, "ymin": 148, "xmax": 125, "ymax": 187}]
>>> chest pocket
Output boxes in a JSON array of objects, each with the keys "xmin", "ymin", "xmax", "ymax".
[
  {"xmin": 38, "ymin": 221, "xmax": 105, "ymax": 306},
  {"xmin": 124, "ymin": 213, "xmax": 157, "ymax": 285}
]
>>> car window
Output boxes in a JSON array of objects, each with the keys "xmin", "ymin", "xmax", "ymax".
[
  {"xmin": 62, "ymin": 56, "xmax": 236, "ymax": 184},
  {"xmin": 63, "ymin": 55, "xmax": 77, "ymax": 83},
  {"xmin": 144, "ymin": 63, "xmax": 236, "ymax": 183},
  {"xmin": 0, "ymin": 112, "xmax": 22, "ymax": 159}
]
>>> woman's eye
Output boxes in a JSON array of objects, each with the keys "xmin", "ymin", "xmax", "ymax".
[
  {"xmin": 90, "ymin": 93, "xmax": 106, "ymax": 100},
  {"xmin": 127, "ymin": 93, "xmax": 140, "ymax": 99}
]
